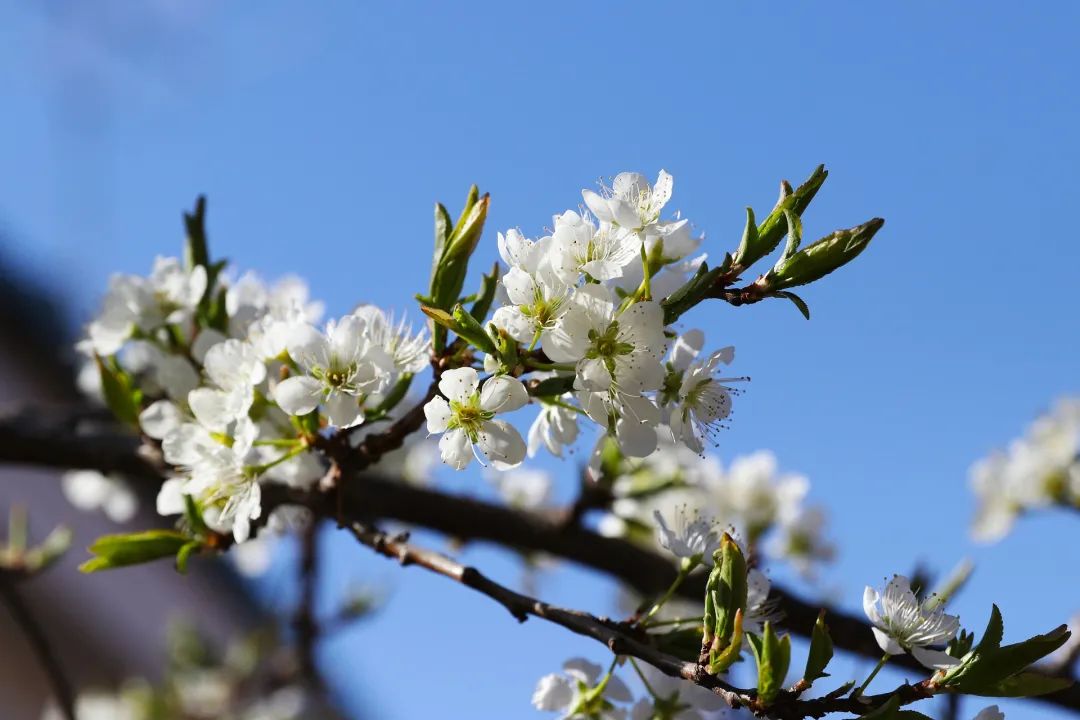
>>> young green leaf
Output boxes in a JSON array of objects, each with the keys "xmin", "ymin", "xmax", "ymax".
[
  {"xmin": 95, "ymin": 354, "xmax": 142, "ymax": 428},
  {"xmin": 79, "ymin": 530, "xmax": 190, "ymax": 573},
  {"xmin": 803, "ymin": 610, "xmax": 834, "ymax": 684},
  {"xmin": 183, "ymin": 195, "xmax": 209, "ymax": 271}
]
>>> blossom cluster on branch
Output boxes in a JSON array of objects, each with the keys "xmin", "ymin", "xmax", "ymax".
[{"xmin": 20, "ymin": 166, "xmax": 1073, "ymax": 720}]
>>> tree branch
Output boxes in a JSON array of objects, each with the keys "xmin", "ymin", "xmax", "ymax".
[
  {"xmin": 0, "ymin": 574, "xmax": 76, "ymax": 720},
  {"xmin": 0, "ymin": 410, "xmax": 1076, "ymax": 714}
]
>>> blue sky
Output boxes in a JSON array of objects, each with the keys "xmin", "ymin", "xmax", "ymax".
[{"xmin": 2, "ymin": 3, "xmax": 1079, "ymax": 719}]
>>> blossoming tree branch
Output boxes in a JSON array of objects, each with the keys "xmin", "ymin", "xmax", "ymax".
[{"xmin": 0, "ymin": 166, "xmax": 1076, "ymax": 720}]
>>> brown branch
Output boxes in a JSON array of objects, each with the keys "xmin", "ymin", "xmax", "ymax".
[
  {"xmin": 0, "ymin": 574, "xmax": 76, "ymax": 720},
  {"xmin": 294, "ymin": 518, "xmax": 321, "ymax": 688},
  {"xmin": 346, "ymin": 521, "xmax": 950, "ymax": 719},
  {"xmin": 0, "ymin": 412, "xmax": 1077, "ymax": 714}
]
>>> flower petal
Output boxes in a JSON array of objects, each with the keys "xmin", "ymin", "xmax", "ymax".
[
  {"xmin": 439, "ymin": 428, "xmax": 473, "ymax": 471},
  {"xmin": 273, "ymin": 376, "xmax": 323, "ymax": 417},
  {"xmin": 479, "ymin": 375, "xmax": 529, "ymax": 414},
  {"xmin": 911, "ymin": 645, "xmax": 962, "ymax": 669},
  {"xmin": 439, "ymin": 367, "xmax": 479, "ymax": 404},
  {"xmin": 324, "ymin": 390, "xmax": 363, "ymax": 429},
  {"xmin": 476, "ymin": 419, "xmax": 526, "ymax": 470},
  {"xmin": 424, "ymin": 396, "xmax": 453, "ymax": 434}
]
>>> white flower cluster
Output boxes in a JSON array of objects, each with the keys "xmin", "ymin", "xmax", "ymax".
[
  {"xmin": 424, "ymin": 171, "xmax": 744, "ymax": 471},
  {"xmin": 970, "ymin": 397, "xmax": 1080, "ymax": 542},
  {"xmin": 78, "ymin": 258, "xmax": 429, "ymax": 542},
  {"xmin": 600, "ymin": 447, "xmax": 834, "ymax": 575}
]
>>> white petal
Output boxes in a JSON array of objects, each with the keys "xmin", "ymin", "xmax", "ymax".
[
  {"xmin": 273, "ymin": 376, "xmax": 323, "ymax": 416},
  {"xmin": 616, "ymin": 415, "xmax": 658, "ymax": 457},
  {"xmin": 872, "ymin": 627, "xmax": 905, "ymax": 655},
  {"xmin": 532, "ymin": 674, "xmax": 573, "ymax": 712},
  {"xmin": 139, "ymin": 400, "xmax": 182, "ymax": 440},
  {"xmin": 652, "ymin": 170, "xmax": 673, "ymax": 211},
  {"xmin": 329, "ymin": 314, "xmax": 365, "ymax": 366},
  {"xmin": 670, "ymin": 329, "xmax": 704, "ymax": 371},
  {"xmin": 439, "ymin": 428, "xmax": 473, "ymax": 470},
  {"xmin": 324, "ymin": 390, "xmax": 363, "ymax": 429},
  {"xmin": 476, "ymin": 420, "xmax": 526, "ymax": 470},
  {"xmin": 576, "ymin": 357, "xmax": 613, "ymax": 392},
  {"xmin": 863, "ymin": 586, "xmax": 883, "ymax": 625},
  {"xmin": 438, "ymin": 367, "xmax": 479, "ymax": 404},
  {"xmin": 563, "ymin": 657, "xmax": 602, "ymax": 685},
  {"xmin": 188, "ymin": 388, "xmax": 232, "ymax": 433},
  {"xmin": 424, "ymin": 396, "xmax": 452, "ymax": 434},
  {"xmin": 286, "ymin": 324, "xmax": 329, "ymax": 370},
  {"xmin": 61, "ymin": 470, "xmax": 109, "ymax": 510},
  {"xmin": 605, "ymin": 674, "xmax": 633, "ymax": 702},
  {"xmin": 910, "ymin": 645, "xmax": 962, "ymax": 670},
  {"xmin": 479, "ymin": 375, "xmax": 529, "ymax": 414},
  {"xmin": 191, "ymin": 328, "xmax": 227, "ymax": 363},
  {"xmin": 502, "ymin": 267, "xmax": 538, "ymax": 306},
  {"xmin": 156, "ymin": 477, "xmax": 187, "ymax": 516},
  {"xmin": 582, "ymin": 190, "xmax": 614, "ymax": 223}
]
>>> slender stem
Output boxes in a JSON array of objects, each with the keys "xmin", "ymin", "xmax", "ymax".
[
  {"xmin": 528, "ymin": 329, "xmax": 541, "ymax": 353},
  {"xmin": 854, "ymin": 653, "xmax": 891, "ymax": 697},
  {"xmin": 523, "ymin": 357, "xmax": 575, "ymax": 372},
  {"xmin": 247, "ymin": 444, "xmax": 307, "ymax": 475},
  {"xmin": 542, "ymin": 397, "xmax": 588, "ymax": 416},
  {"xmin": 640, "ymin": 243, "xmax": 652, "ymax": 301},
  {"xmin": 0, "ymin": 577, "xmax": 76, "ymax": 720},
  {"xmin": 630, "ymin": 657, "xmax": 661, "ymax": 700},
  {"xmin": 640, "ymin": 559, "xmax": 694, "ymax": 624}
]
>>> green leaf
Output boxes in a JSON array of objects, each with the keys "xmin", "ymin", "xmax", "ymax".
[
  {"xmin": 79, "ymin": 530, "xmax": 190, "ymax": 573},
  {"xmin": 434, "ymin": 202, "xmax": 453, "ymax": 264},
  {"xmin": 660, "ymin": 262, "xmax": 723, "ymax": 324},
  {"xmin": 977, "ymin": 605, "xmax": 1005, "ymax": 654},
  {"xmin": 803, "ymin": 610, "xmax": 834, "ymax": 684},
  {"xmin": 527, "ymin": 374, "xmax": 576, "ymax": 398},
  {"xmin": 755, "ymin": 622, "xmax": 791, "ymax": 705},
  {"xmin": 183, "ymin": 495, "xmax": 209, "ymax": 537},
  {"xmin": 95, "ymin": 354, "xmax": 142, "ymax": 428},
  {"xmin": 183, "ymin": 195, "xmax": 209, "ymax": 270},
  {"xmin": 469, "ymin": 262, "xmax": 501, "ymax": 324},
  {"xmin": 775, "ymin": 291, "xmax": 811, "ymax": 320},
  {"xmin": 778, "ymin": 209, "xmax": 803, "ymax": 264},
  {"xmin": 769, "ymin": 218, "xmax": 884, "ymax": 291},
  {"xmin": 737, "ymin": 165, "xmax": 828, "ymax": 270},
  {"xmin": 963, "ymin": 671, "xmax": 1074, "ymax": 697},
  {"xmin": 733, "ymin": 207, "xmax": 757, "ymax": 268},
  {"xmin": 951, "ymin": 619, "xmax": 1071, "ymax": 690},
  {"xmin": 428, "ymin": 189, "xmax": 490, "ymax": 352}
]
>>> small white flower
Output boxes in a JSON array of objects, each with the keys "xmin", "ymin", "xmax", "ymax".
[
  {"xmin": 61, "ymin": 470, "xmax": 137, "ymax": 523},
  {"xmin": 352, "ymin": 304, "xmax": 430, "ymax": 375},
  {"xmin": 744, "ymin": 569, "xmax": 782, "ymax": 636},
  {"xmin": 492, "ymin": 232, "xmax": 573, "ymax": 345},
  {"xmin": 550, "ymin": 210, "xmax": 640, "ymax": 283},
  {"xmin": 662, "ymin": 330, "xmax": 743, "ymax": 454},
  {"xmin": 653, "ymin": 506, "xmax": 720, "ymax": 565},
  {"xmin": 767, "ymin": 505, "xmax": 835, "ymax": 577},
  {"xmin": 972, "ymin": 706, "xmax": 1005, "ymax": 720},
  {"xmin": 528, "ymin": 399, "xmax": 580, "ymax": 458},
  {"xmin": 705, "ymin": 451, "xmax": 807, "ymax": 541},
  {"xmin": 274, "ymin": 315, "xmax": 394, "ymax": 428},
  {"xmin": 543, "ymin": 285, "xmax": 665, "ymax": 396},
  {"xmin": 582, "ymin": 170, "xmax": 674, "ymax": 239},
  {"xmin": 579, "ymin": 390, "xmax": 662, "ymax": 458},
  {"xmin": 187, "ymin": 339, "xmax": 266, "ymax": 433},
  {"xmin": 423, "ymin": 368, "xmax": 529, "ymax": 470},
  {"xmin": 532, "ymin": 658, "xmax": 632, "ymax": 719},
  {"xmin": 863, "ymin": 574, "xmax": 961, "ymax": 669}
]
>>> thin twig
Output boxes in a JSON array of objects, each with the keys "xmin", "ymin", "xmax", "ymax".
[{"xmin": 0, "ymin": 575, "xmax": 76, "ymax": 720}]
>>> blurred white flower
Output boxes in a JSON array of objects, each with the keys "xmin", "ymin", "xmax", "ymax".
[
  {"xmin": 61, "ymin": 470, "xmax": 137, "ymax": 523},
  {"xmin": 532, "ymin": 658, "xmax": 632, "ymax": 719}
]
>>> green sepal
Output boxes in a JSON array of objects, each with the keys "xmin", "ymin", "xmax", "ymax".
[
  {"xmin": 79, "ymin": 530, "xmax": 190, "ymax": 573},
  {"xmin": 95, "ymin": 354, "xmax": 143, "ymax": 428},
  {"xmin": 768, "ymin": 218, "xmax": 884, "ymax": 291},
  {"xmin": 803, "ymin": 610, "xmax": 834, "ymax": 685}
]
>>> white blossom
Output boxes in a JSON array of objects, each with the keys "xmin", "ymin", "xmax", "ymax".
[
  {"xmin": 188, "ymin": 339, "xmax": 266, "ymax": 433},
  {"xmin": 550, "ymin": 210, "xmax": 640, "ymax": 283},
  {"xmin": 662, "ymin": 330, "xmax": 742, "ymax": 454},
  {"xmin": 653, "ymin": 506, "xmax": 720, "ymax": 565},
  {"xmin": 744, "ymin": 569, "xmax": 782, "ymax": 636},
  {"xmin": 423, "ymin": 368, "xmax": 529, "ymax": 470},
  {"xmin": 274, "ymin": 315, "xmax": 394, "ymax": 428},
  {"xmin": 863, "ymin": 574, "xmax": 961, "ymax": 669},
  {"xmin": 61, "ymin": 470, "xmax": 137, "ymax": 523},
  {"xmin": 352, "ymin": 304, "xmax": 430, "ymax": 375},
  {"xmin": 486, "ymin": 467, "xmax": 552, "ymax": 509},
  {"xmin": 492, "ymin": 230, "xmax": 573, "ymax": 344},
  {"xmin": 582, "ymin": 170, "xmax": 674, "ymax": 239},
  {"xmin": 528, "ymin": 398, "xmax": 580, "ymax": 458},
  {"xmin": 532, "ymin": 658, "xmax": 632, "ymax": 719}
]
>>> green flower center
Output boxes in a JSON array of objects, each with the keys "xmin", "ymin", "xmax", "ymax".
[{"xmin": 449, "ymin": 395, "xmax": 495, "ymax": 441}]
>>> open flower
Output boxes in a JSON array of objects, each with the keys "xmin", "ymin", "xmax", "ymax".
[
  {"xmin": 491, "ymin": 230, "xmax": 573, "ymax": 344},
  {"xmin": 582, "ymin": 170, "xmax": 674, "ymax": 239},
  {"xmin": 274, "ymin": 315, "xmax": 393, "ymax": 428},
  {"xmin": 187, "ymin": 339, "xmax": 266, "ymax": 433},
  {"xmin": 423, "ymin": 368, "xmax": 529, "ymax": 470},
  {"xmin": 532, "ymin": 658, "xmax": 632, "ymax": 720},
  {"xmin": 550, "ymin": 210, "xmax": 639, "ymax": 283},
  {"xmin": 662, "ymin": 329, "xmax": 743, "ymax": 455},
  {"xmin": 863, "ymin": 574, "xmax": 961, "ymax": 669},
  {"xmin": 528, "ymin": 398, "xmax": 580, "ymax": 458},
  {"xmin": 653, "ymin": 506, "xmax": 721, "ymax": 565}
]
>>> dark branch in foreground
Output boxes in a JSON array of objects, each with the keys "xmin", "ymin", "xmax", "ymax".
[
  {"xmin": 0, "ymin": 408, "xmax": 1077, "ymax": 715},
  {"xmin": 0, "ymin": 574, "xmax": 76, "ymax": 720}
]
